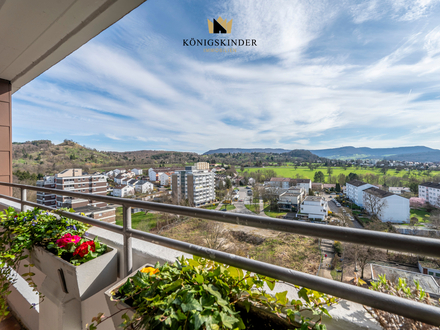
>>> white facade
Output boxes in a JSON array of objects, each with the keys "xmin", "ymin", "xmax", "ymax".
[
  {"xmin": 112, "ymin": 185, "xmax": 134, "ymax": 198},
  {"xmin": 148, "ymin": 168, "xmax": 157, "ymax": 182},
  {"xmin": 114, "ymin": 173, "xmax": 128, "ymax": 185},
  {"xmin": 293, "ymin": 179, "xmax": 312, "ymax": 193},
  {"xmin": 159, "ymin": 172, "xmax": 170, "ymax": 186},
  {"xmin": 363, "ymin": 188, "xmax": 410, "ymax": 223},
  {"xmin": 346, "ymin": 180, "xmax": 377, "ymax": 207},
  {"xmin": 300, "ymin": 196, "xmax": 328, "ymax": 220},
  {"xmin": 132, "ymin": 168, "xmax": 143, "ymax": 176},
  {"xmin": 248, "ymin": 178, "xmax": 256, "ymax": 185},
  {"xmin": 418, "ymin": 183, "xmax": 440, "ymax": 207},
  {"xmin": 172, "ymin": 166, "xmax": 215, "ymax": 206},
  {"xmin": 135, "ymin": 182, "xmax": 154, "ymax": 194}
]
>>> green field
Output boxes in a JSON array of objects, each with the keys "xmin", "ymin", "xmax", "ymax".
[
  {"xmin": 410, "ymin": 208, "xmax": 431, "ymax": 223},
  {"xmin": 220, "ymin": 204, "xmax": 236, "ymax": 211},
  {"xmin": 115, "ymin": 207, "xmax": 159, "ymax": 230},
  {"xmin": 239, "ymin": 166, "xmax": 430, "ymax": 181},
  {"xmin": 201, "ymin": 204, "xmax": 218, "ymax": 210}
]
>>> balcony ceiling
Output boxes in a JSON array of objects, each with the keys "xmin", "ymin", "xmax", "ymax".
[{"xmin": 0, "ymin": 0, "xmax": 147, "ymax": 93}]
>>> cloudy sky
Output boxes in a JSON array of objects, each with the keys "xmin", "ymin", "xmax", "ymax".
[{"xmin": 11, "ymin": 0, "xmax": 440, "ymax": 153}]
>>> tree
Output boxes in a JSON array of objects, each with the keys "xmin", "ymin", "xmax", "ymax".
[
  {"xmin": 337, "ymin": 173, "xmax": 346, "ymax": 186},
  {"xmin": 343, "ymin": 244, "xmax": 378, "ymax": 278},
  {"xmin": 347, "ymin": 172, "xmax": 359, "ymax": 182},
  {"xmin": 225, "ymin": 178, "xmax": 232, "ymax": 190},
  {"xmin": 409, "ymin": 182, "xmax": 418, "ymax": 194},
  {"xmin": 203, "ymin": 221, "xmax": 227, "ymax": 251},
  {"xmin": 313, "ymin": 171, "xmax": 325, "ymax": 183},
  {"xmin": 363, "ymin": 192, "xmax": 388, "ymax": 221},
  {"xmin": 335, "ymin": 183, "xmax": 341, "ymax": 192},
  {"xmin": 326, "ymin": 166, "xmax": 333, "ymax": 177}
]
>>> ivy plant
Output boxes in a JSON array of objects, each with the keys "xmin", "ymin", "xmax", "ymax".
[{"xmin": 88, "ymin": 256, "xmax": 337, "ymax": 330}]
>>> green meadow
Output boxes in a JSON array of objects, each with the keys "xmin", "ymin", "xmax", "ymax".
[{"xmin": 239, "ymin": 166, "xmax": 430, "ymax": 181}]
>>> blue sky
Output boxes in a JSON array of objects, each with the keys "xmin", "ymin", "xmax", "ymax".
[{"xmin": 11, "ymin": 0, "xmax": 440, "ymax": 153}]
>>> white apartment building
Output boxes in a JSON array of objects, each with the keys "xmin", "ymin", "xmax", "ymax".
[
  {"xmin": 418, "ymin": 182, "xmax": 440, "ymax": 207},
  {"xmin": 277, "ymin": 187, "xmax": 305, "ymax": 211},
  {"xmin": 300, "ymin": 196, "xmax": 328, "ymax": 221},
  {"xmin": 132, "ymin": 168, "xmax": 143, "ymax": 176},
  {"xmin": 158, "ymin": 172, "xmax": 171, "ymax": 186},
  {"xmin": 346, "ymin": 180, "xmax": 378, "ymax": 207},
  {"xmin": 171, "ymin": 164, "xmax": 215, "ymax": 206},
  {"xmin": 112, "ymin": 185, "xmax": 135, "ymax": 198},
  {"xmin": 267, "ymin": 177, "xmax": 312, "ymax": 193},
  {"xmin": 363, "ymin": 187, "xmax": 410, "ymax": 223},
  {"xmin": 291, "ymin": 179, "xmax": 312, "ymax": 193},
  {"xmin": 135, "ymin": 181, "xmax": 154, "ymax": 194}
]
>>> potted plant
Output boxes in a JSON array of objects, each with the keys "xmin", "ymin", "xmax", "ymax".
[
  {"xmin": 89, "ymin": 256, "xmax": 337, "ymax": 330},
  {"xmin": 0, "ymin": 207, "xmax": 118, "ymax": 317}
]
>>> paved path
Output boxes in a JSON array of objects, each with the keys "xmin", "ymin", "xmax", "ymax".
[{"xmin": 318, "ymin": 239, "xmax": 335, "ymax": 279}]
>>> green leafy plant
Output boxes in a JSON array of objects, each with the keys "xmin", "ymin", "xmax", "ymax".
[
  {"xmin": 367, "ymin": 274, "xmax": 436, "ymax": 329},
  {"xmin": 88, "ymin": 256, "xmax": 337, "ymax": 330},
  {"xmin": 0, "ymin": 207, "xmax": 104, "ymax": 320}
]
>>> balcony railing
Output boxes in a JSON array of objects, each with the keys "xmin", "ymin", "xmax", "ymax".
[{"xmin": 0, "ymin": 181, "xmax": 439, "ymax": 326}]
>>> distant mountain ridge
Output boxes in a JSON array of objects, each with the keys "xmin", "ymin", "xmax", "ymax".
[
  {"xmin": 309, "ymin": 146, "xmax": 439, "ymax": 161},
  {"xmin": 203, "ymin": 148, "xmax": 291, "ymax": 155}
]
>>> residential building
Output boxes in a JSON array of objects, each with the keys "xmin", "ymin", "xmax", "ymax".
[
  {"xmin": 267, "ymin": 177, "xmax": 291, "ymax": 188},
  {"xmin": 158, "ymin": 172, "xmax": 171, "ymax": 186},
  {"xmin": 362, "ymin": 187, "xmax": 410, "ymax": 223},
  {"xmin": 35, "ymin": 176, "xmax": 56, "ymax": 207},
  {"xmin": 418, "ymin": 182, "xmax": 440, "ymax": 207},
  {"xmin": 148, "ymin": 166, "xmax": 184, "ymax": 182},
  {"xmin": 195, "ymin": 162, "xmax": 209, "ymax": 170},
  {"xmin": 388, "ymin": 187, "xmax": 411, "ymax": 195},
  {"xmin": 277, "ymin": 188, "xmax": 305, "ymax": 211},
  {"xmin": 114, "ymin": 173, "xmax": 128, "ymax": 184},
  {"xmin": 113, "ymin": 185, "xmax": 135, "ymax": 198},
  {"xmin": 418, "ymin": 260, "xmax": 440, "ymax": 278},
  {"xmin": 171, "ymin": 163, "xmax": 215, "ymax": 206},
  {"xmin": 135, "ymin": 181, "xmax": 154, "ymax": 194},
  {"xmin": 268, "ymin": 177, "xmax": 312, "ymax": 193},
  {"xmin": 346, "ymin": 180, "xmax": 378, "ymax": 207},
  {"xmin": 132, "ymin": 168, "xmax": 143, "ymax": 176},
  {"xmin": 126, "ymin": 178, "xmax": 138, "ymax": 187},
  {"xmin": 37, "ymin": 169, "xmax": 108, "ymax": 209},
  {"xmin": 300, "ymin": 196, "xmax": 328, "ymax": 221},
  {"xmin": 74, "ymin": 205, "xmax": 116, "ymax": 223},
  {"xmin": 291, "ymin": 179, "xmax": 312, "ymax": 193}
]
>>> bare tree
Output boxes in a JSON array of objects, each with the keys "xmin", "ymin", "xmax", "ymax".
[
  {"xmin": 363, "ymin": 192, "xmax": 388, "ymax": 221},
  {"xmin": 203, "ymin": 221, "xmax": 227, "ymax": 251},
  {"xmin": 343, "ymin": 244, "xmax": 378, "ymax": 278}
]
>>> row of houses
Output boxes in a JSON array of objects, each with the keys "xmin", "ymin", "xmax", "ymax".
[
  {"xmin": 265, "ymin": 177, "xmax": 312, "ymax": 193},
  {"xmin": 346, "ymin": 180, "xmax": 410, "ymax": 223}
]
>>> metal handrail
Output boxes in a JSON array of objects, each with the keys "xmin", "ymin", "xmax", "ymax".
[{"xmin": 0, "ymin": 181, "xmax": 439, "ymax": 326}]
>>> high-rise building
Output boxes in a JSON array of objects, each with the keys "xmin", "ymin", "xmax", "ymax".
[{"xmin": 171, "ymin": 164, "xmax": 215, "ymax": 206}]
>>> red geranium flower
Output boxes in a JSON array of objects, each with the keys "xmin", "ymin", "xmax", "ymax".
[
  {"xmin": 73, "ymin": 241, "xmax": 95, "ymax": 258},
  {"xmin": 56, "ymin": 233, "xmax": 81, "ymax": 248}
]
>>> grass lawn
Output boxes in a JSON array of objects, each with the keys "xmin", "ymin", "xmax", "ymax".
[
  {"xmin": 245, "ymin": 204, "xmax": 260, "ymax": 213},
  {"xmin": 410, "ymin": 208, "xmax": 431, "ymax": 223},
  {"xmin": 220, "ymin": 204, "xmax": 236, "ymax": 211},
  {"xmin": 115, "ymin": 207, "xmax": 159, "ymax": 230},
  {"xmin": 263, "ymin": 206, "xmax": 287, "ymax": 218},
  {"xmin": 358, "ymin": 217, "xmax": 372, "ymax": 225},
  {"xmin": 239, "ymin": 165, "xmax": 431, "ymax": 182},
  {"xmin": 201, "ymin": 204, "xmax": 218, "ymax": 210}
]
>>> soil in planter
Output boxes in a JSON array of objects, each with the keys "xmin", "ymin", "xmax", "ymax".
[{"xmin": 235, "ymin": 304, "xmax": 294, "ymax": 330}]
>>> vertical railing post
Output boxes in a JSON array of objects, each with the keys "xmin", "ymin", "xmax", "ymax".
[
  {"xmin": 21, "ymin": 188, "xmax": 27, "ymax": 212},
  {"xmin": 122, "ymin": 205, "xmax": 133, "ymax": 278}
]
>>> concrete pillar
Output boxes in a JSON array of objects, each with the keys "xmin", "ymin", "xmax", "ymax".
[{"xmin": 0, "ymin": 79, "xmax": 12, "ymax": 196}]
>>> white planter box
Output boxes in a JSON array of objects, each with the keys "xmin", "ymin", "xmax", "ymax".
[
  {"xmin": 104, "ymin": 264, "xmax": 153, "ymax": 328},
  {"xmin": 30, "ymin": 244, "xmax": 118, "ymax": 301}
]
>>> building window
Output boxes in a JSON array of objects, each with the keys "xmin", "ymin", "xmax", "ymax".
[{"xmin": 429, "ymin": 271, "xmax": 434, "ymax": 276}]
